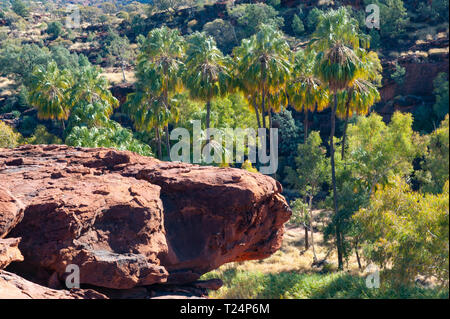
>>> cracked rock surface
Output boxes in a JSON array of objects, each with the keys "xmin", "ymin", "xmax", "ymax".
[{"xmin": 0, "ymin": 145, "xmax": 291, "ymax": 292}]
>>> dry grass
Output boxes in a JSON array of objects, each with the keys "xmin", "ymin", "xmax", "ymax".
[
  {"xmin": 69, "ymin": 41, "xmax": 97, "ymax": 51},
  {"xmin": 101, "ymin": 68, "xmax": 136, "ymax": 85},
  {"xmin": 211, "ymin": 210, "xmax": 361, "ymax": 277},
  {"xmin": 0, "ymin": 77, "xmax": 16, "ymax": 97},
  {"xmin": 203, "ymin": 211, "xmax": 447, "ymax": 299},
  {"xmin": 400, "ymin": 50, "xmax": 429, "ymax": 58},
  {"xmin": 428, "ymin": 47, "xmax": 449, "ymax": 56}
]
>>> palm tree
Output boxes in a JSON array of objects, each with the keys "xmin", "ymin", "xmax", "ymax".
[
  {"xmin": 28, "ymin": 61, "xmax": 72, "ymax": 130},
  {"xmin": 266, "ymin": 87, "xmax": 288, "ymax": 128},
  {"xmin": 233, "ymin": 25, "xmax": 291, "ymax": 129},
  {"xmin": 183, "ymin": 32, "xmax": 232, "ymax": 137},
  {"xmin": 66, "ymin": 100, "xmax": 113, "ymax": 132},
  {"xmin": 69, "ymin": 66, "xmax": 119, "ymax": 114},
  {"xmin": 288, "ymin": 49, "xmax": 329, "ymax": 142},
  {"xmin": 338, "ymin": 50, "xmax": 382, "ymax": 159},
  {"xmin": 313, "ymin": 7, "xmax": 366, "ymax": 270},
  {"xmin": 139, "ymin": 26, "xmax": 185, "ymax": 154},
  {"xmin": 245, "ymin": 91, "xmax": 263, "ymax": 129},
  {"xmin": 124, "ymin": 69, "xmax": 170, "ymax": 159},
  {"xmin": 233, "ymin": 39, "xmax": 263, "ymax": 129}
]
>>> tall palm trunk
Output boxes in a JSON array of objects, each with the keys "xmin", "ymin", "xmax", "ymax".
[
  {"xmin": 163, "ymin": 88, "xmax": 170, "ymax": 158},
  {"xmin": 262, "ymin": 107, "xmax": 267, "ymax": 129},
  {"xmin": 253, "ymin": 102, "xmax": 261, "ymax": 129},
  {"xmin": 165, "ymin": 125, "xmax": 170, "ymax": 159},
  {"xmin": 331, "ymin": 94, "xmax": 343, "ymax": 270},
  {"xmin": 341, "ymin": 99, "xmax": 350, "ymax": 160},
  {"xmin": 268, "ymin": 108, "xmax": 272, "ymax": 128},
  {"xmin": 155, "ymin": 125, "xmax": 162, "ymax": 159},
  {"xmin": 206, "ymin": 99, "xmax": 211, "ymax": 143},
  {"xmin": 261, "ymin": 85, "xmax": 267, "ymax": 129},
  {"xmin": 261, "ymin": 62, "xmax": 267, "ymax": 130},
  {"xmin": 303, "ymin": 109, "xmax": 309, "ymax": 143}
]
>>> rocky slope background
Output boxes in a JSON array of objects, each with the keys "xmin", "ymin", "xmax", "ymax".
[
  {"xmin": 0, "ymin": 145, "xmax": 291, "ymax": 299},
  {"xmin": 0, "ymin": 0, "xmax": 448, "ymax": 147}
]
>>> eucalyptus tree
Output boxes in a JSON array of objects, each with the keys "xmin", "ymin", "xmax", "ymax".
[
  {"xmin": 287, "ymin": 49, "xmax": 329, "ymax": 141},
  {"xmin": 105, "ymin": 32, "xmax": 134, "ymax": 82},
  {"xmin": 139, "ymin": 26, "xmax": 185, "ymax": 152},
  {"xmin": 183, "ymin": 32, "xmax": 233, "ymax": 135},
  {"xmin": 28, "ymin": 61, "xmax": 72, "ymax": 130},
  {"xmin": 312, "ymin": 7, "xmax": 367, "ymax": 270},
  {"xmin": 287, "ymin": 131, "xmax": 330, "ymax": 259},
  {"xmin": 234, "ymin": 25, "xmax": 291, "ymax": 129}
]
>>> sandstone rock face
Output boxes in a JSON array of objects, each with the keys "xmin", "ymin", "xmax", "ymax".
[
  {"xmin": 2, "ymin": 146, "xmax": 168, "ymax": 289},
  {"xmin": 0, "ymin": 187, "xmax": 24, "ymax": 238},
  {"xmin": 0, "ymin": 270, "xmax": 108, "ymax": 299},
  {"xmin": 133, "ymin": 162, "xmax": 290, "ymax": 283},
  {"xmin": 0, "ymin": 238, "xmax": 23, "ymax": 270},
  {"xmin": 0, "ymin": 145, "xmax": 291, "ymax": 290}
]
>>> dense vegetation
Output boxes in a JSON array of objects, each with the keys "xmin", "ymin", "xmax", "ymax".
[{"xmin": 0, "ymin": 0, "xmax": 448, "ymax": 298}]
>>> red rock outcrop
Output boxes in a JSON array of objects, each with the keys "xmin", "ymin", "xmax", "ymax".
[
  {"xmin": 0, "ymin": 145, "xmax": 291, "ymax": 291},
  {"xmin": 0, "ymin": 187, "xmax": 24, "ymax": 239},
  {"xmin": 0, "ymin": 270, "xmax": 108, "ymax": 299},
  {"xmin": 0, "ymin": 238, "xmax": 23, "ymax": 270},
  {"xmin": 377, "ymin": 36, "xmax": 449, "ymax": 121}
]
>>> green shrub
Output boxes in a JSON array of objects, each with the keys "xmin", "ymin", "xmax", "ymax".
[
  {"xmin": 292, "ymin": 14, "xmax": 305, "ymax": 36},
  {"xmin": 46, "ymin": 21, "xmax": 64, "ymax": 40},
  {"xmin": 354, "ymin": 176, "xmax": 449, "ymax": 287},
  {"xmin": 11, "ymin": 0, "xmax": 29, "ymax": 18},
  {"xmin": 433, "ymin": 73, "xmax": 449, "ymax": 123},
  {"xmin": 391, "ymin": 62, "xmax": 406, "ymax": 84},
  {"xmin": 306, "ymin": 7, "xmax": 322, "ymax": 31},
  {"xmin": 65, "ymin": 122, "xmax": 153, "ymax": 156},
  {"xmin": 0, "ymin": 121, "xmax": 22, "ymax": 148},
  {"xmin": 24, "ymin": 125, "xmax": 62, "ymax": 145}
]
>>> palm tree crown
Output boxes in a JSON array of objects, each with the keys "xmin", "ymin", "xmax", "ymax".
[
  {"xmin": 288, "ymin": 49, "xmax": 329, "ymax": 140},
  {"xmin": 139, "ymin": 26, "xmax": 185, "ymax": 102},
  {"xmin": 29, "ymin": 61, "xmax": 72, "ymax": 121},
  {"xmin": 234, "ymin": 24, "xmax": 291, "ymax": 127},
  {"xmin": 184, "ymin": 32, "xmax": 233, "ymax": 131},
  {"xmin": 184, "ymin": 32, "xmax": 232, "ymax": 103},
  {"xmin": 70, "ymin": 66, "xmax": 119, "ymax": 115}
]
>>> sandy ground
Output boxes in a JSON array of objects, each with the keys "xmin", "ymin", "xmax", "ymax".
[
  {"xmin": 0, "ymin": 77, "xmax": 15, "ymax": 97},
  {"xmin": 101, "ymin": 68, "xmax": 136, "ymax": 85}
]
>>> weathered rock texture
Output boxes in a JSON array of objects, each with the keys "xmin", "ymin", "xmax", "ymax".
[
  {"xmin": 0, "ymin": 187, "xmax": 24, "ymax": 238},
  {"xmin": 0, "ymin": 238, "xmax": 23, "ymax": 270},
  {"xmin": 0, "ymin": 145, "xmax": 291, "ymax": 291},
  {"xmin": 0, "ymin": 270, "xmax": 108, "ymax": 299}
]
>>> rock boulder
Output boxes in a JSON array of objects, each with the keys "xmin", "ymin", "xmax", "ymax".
[{"xmin": 0, "ymin": 145, "xmax": 291, "ymax": 290}]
